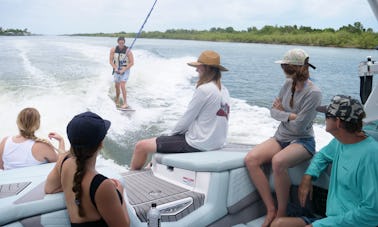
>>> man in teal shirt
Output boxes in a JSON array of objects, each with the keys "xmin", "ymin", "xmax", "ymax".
[{"xmin": 271, "ymin": 95, "xmax": 378, "ymax": 227}]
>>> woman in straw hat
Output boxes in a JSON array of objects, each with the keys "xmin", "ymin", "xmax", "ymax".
[
  {"xmin": 244, "ymin": 48, "xmax": 322, "ymax": 227},
  {"xmin": 130, "ymin": 50, "xmax": 230, "ymax": 170},
  {"xmin": 0, "ymin": 107, "xmax": 65, "ymax": 170}
]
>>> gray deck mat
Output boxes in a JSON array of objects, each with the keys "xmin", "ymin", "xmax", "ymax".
[
  {"xmin": 0, "ymin": 181, "xmax": 31, "ymax": 199},
  {"xmin": 122, "ymin": 170, "xmax": 204, "ymax": 222},
  {"xmin": 14, "ymin": 182, "xmax": 45, "ymax": 204}
]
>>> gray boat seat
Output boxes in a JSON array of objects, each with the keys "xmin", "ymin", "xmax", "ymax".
[
  {"xmin": 154, "ymin": 143, "xmax": 330, "ymax": 208},
  {"xmin": 0, "ymin": 162, "xmax": 124, "ymax": 226},
  {"xmin": 3, "ymin": 209, "xmax": 70, "ymax": 227},
  {"xmin": 154, "ymin": 151, "xmax": 247, "ymax": 172},
  {"xmin": 152, "ymin": 143, "xmax": 331, "ymax": 227},
  {"xmin": 154, "ymin": 143, "xmax": 253, "ymax": 172}
]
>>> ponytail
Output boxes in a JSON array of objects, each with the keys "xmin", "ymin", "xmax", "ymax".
[
  {"xmin": 17, "ymin": 107, "xmax": 65, "ymax": 154},
  {"xmin": 34, "ymin": 137, "xmax": 65, "ymax": 154},
  {"xmin": 290, "ymin": 79, "xmax": 297, "ymax": 108},
  {"xmin": 71, "ymin": 146, "xmax": 98, "ymax": 217}
]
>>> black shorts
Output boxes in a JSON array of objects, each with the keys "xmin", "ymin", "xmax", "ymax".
[{"xmin": 156, "ymin": 134, "xmax": 201, "ymax": 153}]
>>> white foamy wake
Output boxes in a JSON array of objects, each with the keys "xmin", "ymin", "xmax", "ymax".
[{"xmin": 0, "ymin": 38, "xmax": 333, "ymax": 171}]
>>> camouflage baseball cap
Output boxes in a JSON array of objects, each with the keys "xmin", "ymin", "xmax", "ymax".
[
  {"xmin": 316, "ymin": 95, "xmax": 365, "ymax": 122},
  {"xmin": 275, "ymin": 48, "xmax": 316, "ymax": 69}
]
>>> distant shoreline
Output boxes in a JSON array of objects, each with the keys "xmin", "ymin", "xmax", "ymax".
[
  {"xmin": 70, "ymin": 22, "xmax": 378, "ymax": 50},
  {"xmin": 0, "ymin": 28, "xmax": 31, "ymax": 36},
  {"xmin": 3, "ymin": 23, "xmax": 378, "ymax": 49}
]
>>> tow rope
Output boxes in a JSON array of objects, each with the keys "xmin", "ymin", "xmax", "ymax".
[{"xmin": 127, "ymin": 0, "xmax": 158, "ymax": 54}]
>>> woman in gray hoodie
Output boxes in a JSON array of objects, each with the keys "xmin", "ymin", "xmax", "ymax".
[{"xmin": 244, "ymin": 48, "xmax": 322, "ymax": 227}]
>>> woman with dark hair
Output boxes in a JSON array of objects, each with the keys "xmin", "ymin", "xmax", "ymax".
[
  {"xmin": 0, "ymin": 107, "xmax": 64, "ymax": 170},
  {"xmin": 45, "ymin": 112, "xmax": 130, "ymax": 227},
  {"xmin": 130, "ymin": 50, "xmax": 230, "ymax": 170},
  {"xmin": 244, "ymin": 49, "xmax": 322, "ymax": 227}
]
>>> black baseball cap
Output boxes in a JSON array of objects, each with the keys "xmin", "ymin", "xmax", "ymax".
[{"xmin": 67, "ymin": 111, "xmax": 111, "ymax": 148}]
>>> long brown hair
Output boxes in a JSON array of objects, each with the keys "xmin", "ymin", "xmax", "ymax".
[
  {"xmin": 281, "ymin": 59, "xmax": 310, "ymax": 108},
  {"xmin": 71, "ymin": 145, "xmax": 100, "ymax": 217},
  {"xmin": 17, "ymin": 107, "xmax": 63, "ymax": 153},
  {"xmin": 196, "ymin": 65, "xmax": 222, "ymax": 90}
]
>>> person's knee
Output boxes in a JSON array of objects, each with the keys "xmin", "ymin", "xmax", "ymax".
[
  {"xmin": 244, "ymin": 151, "xmax": 261, "ymax": 168},
  {"xmin": 270, "ymin": 218, "xmax": 284, "ymax": 227},
  {"xmin": 134, "ymin": 140, "xmax": 148, "ymax": 155},
  {"xmin": 272, "ymin": 155, "xmax": 287, "ymax": 174},
  {"xmin": 135, "ymin": 139, "xmax": 156, "ymax": 155}
]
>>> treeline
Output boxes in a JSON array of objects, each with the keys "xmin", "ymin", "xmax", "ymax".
[
  {"xmin": 0, "ymin": 27, "xmax": 31, "ymax": 36},
  {"xmin": 73, "ymin": 22, "xmax": 378, "ymax": 49}
]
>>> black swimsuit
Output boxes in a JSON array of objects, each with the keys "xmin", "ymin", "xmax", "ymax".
[{"xmin": 61, "ymin": 155, "xmax": 123, "ymax": 227}]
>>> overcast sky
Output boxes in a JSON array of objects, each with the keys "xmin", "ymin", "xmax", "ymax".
[{"xmin": 1, "ymin": 0, "xmax": 377, "ymax": 34}]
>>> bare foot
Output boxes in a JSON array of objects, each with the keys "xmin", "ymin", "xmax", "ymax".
[
  {"xmin": 262, "ymin": 210, "xmax": 276, "ymax": 227},
  {"xmin": 120, "ymin": 104, "xmax": 129, "ymax": 109}
]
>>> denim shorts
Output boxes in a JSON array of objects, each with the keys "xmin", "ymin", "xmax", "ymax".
[
  {"xmin": 276, "ymin": 137, "xmax": 316, "ymax": 156},
  {"xmin": 113, "ymin": 69, "xmax": 130, "ymax": 83},
  {"xmin": 156, "ymin": 134, "xmax": 202, "ymax": 154}
]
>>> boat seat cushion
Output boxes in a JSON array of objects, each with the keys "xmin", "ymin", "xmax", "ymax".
[
  {"xmin": 154, "ymin": 143, "xmax": 252, "ymax": 172},
  {"xmin": 154, "ymin": 151, "xmax": 247, "ymax": 172},
  {"xmin": 0, "ymin": 162, "xmax": 123, "ymax": 226}
]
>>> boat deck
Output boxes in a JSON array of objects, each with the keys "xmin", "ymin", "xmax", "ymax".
[{"xmin": 122, "ymin": 170, "xmax": 205, "ymax": 222}]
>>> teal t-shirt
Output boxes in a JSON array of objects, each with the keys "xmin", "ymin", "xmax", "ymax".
[{"xmin": 305, "ymin": 136, "xmax": 378, "ymax": 227}]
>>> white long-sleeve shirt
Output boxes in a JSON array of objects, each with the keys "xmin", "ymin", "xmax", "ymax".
[{"xmin": 171, "ymin": 82, "xmax": 230, "ymax": 150}]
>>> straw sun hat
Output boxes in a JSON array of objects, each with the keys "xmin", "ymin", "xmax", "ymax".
[{"xmin": 188, "ymin": 50, "xmax": 228, "ymax": 71}]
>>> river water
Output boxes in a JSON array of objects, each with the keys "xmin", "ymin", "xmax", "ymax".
[{"xmin": 0, "ymin": 36, "xmax": 376, "ymax": 167}]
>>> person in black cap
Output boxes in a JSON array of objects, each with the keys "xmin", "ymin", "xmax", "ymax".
[
  {"xmin": 45, "ymin": 111, "xmax": 130, "ymax": 227},
  {"xmin": 271, "ymin": 95, "xmax": 378, "ymax": 227}
]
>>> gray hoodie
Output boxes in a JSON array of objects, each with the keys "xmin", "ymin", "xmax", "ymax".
[{"xmin": 270, "ymin": 79, "xmax": 322, "ymax": 142}]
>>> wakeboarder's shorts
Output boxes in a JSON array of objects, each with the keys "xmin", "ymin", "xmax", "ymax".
[
  {"xmin": 156, "ymin": 134, "xmax": 201, "ymax": 153},
  {"xmin": 114, "ymin": 69, "xmax": 130, "ymax": 83},
  {"xmin": 276, "ymin": 137, "xmax": 316, "ymax": 156}
]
